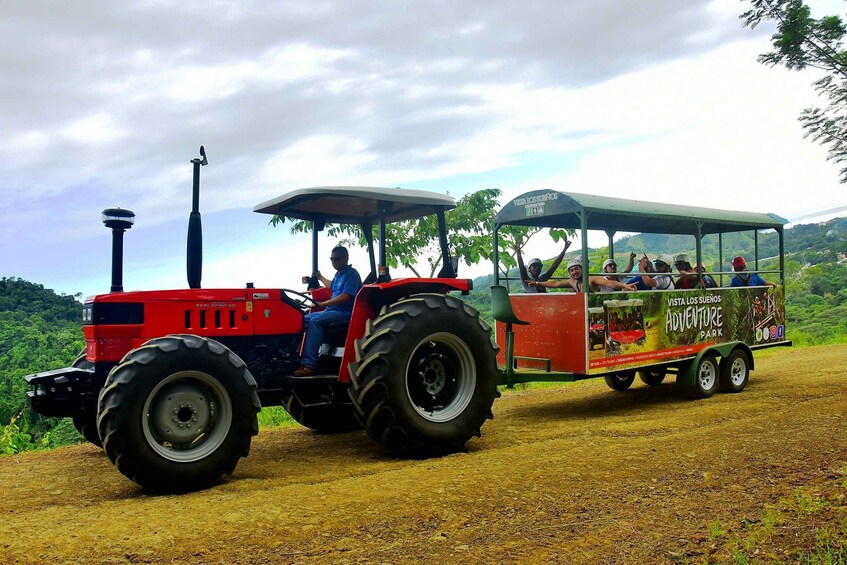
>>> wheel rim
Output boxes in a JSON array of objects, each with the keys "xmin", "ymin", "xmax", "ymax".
[
  {"xmin": 698, "ymin": 360, "xmax": 717, "ymax": 390},
  {"xmin": 142, "ymin": 370, "xmax": 232, "ymax": 462},
  {"xmin": 405, "ymin": 332, "xmax": 476, "ymax": 423},
  {"xmin": 730, "ymin": 357, "xmax": 747, "ymax": 386}
]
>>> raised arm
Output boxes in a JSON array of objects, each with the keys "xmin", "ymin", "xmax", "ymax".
[
  {"xmin": 513, "ymin": 241, "xmax": 529, "ymax": 281},
  {"xmin": 543, "ymin": 240, "xmax": 571, "ymax": 280},
  {"xmin": 622, "ymin": 252, "xmax": 636, "ymax": 274}
]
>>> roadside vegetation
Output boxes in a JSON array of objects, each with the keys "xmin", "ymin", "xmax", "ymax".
[{"xmin": 3, "ymin": 215, "xmax": 847, "ymax": 450}]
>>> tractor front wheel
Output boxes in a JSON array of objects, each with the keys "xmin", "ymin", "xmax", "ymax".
[
  {"xmin": 97, "ymin": 334, "xmax": 260, "ymax": 491},
  {"xmin": 70, "ymin": 351, "xmax": 102, "ymax": 447},
  {"xmin": 349, "ymin": 294, "xmax": 499, "ymax": 456}
]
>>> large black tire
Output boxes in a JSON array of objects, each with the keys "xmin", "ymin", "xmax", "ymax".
[
  {"xmin": 348, "ymin": 293, "xmax": 499, "ymax": 456},
  {"xmin": 687, "ymin": 352, "xmax": 719, "ymax": 399},
  {"xmin": 72, "ymin": 412, "xmax": 101, "ymax": 447},
  {"xmin": 719, "ymin": 349, "xmax": 750, "ymax": 393},
  {"xmin": 604, "ymin": 371, "xmax": 635, "ymax": 391},
  {"xmin": 97, "ymin": 334, "xmax": 260, "ymax": 491},
  {"xmin": 70, "ymin": 352, "xmax": 102, "ymax": 448},
  {"xmin": 639, "ymin": 369, "xmax": 666, "ymax": 386},
  {"xmin": 283, "ymin": 391, "xmax": 361, "ymax": 434}
]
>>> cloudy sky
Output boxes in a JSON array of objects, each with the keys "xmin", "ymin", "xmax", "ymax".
[{"xmin": 3, "ymin": 0, "xmax": 847, "ymax": 298}]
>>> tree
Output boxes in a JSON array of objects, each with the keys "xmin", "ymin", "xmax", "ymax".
[
  {"xmin": 271, "ymin": 188, "xmax": 571, "ymax": 279},
  {"xmin": 742, "ymin": 0, "xmax": 847, "ymax": 183}
]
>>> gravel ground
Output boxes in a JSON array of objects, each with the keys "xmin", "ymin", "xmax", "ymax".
[{"xmin": 1, "ymin": 344, "xmax": 845, "ymax": 564}]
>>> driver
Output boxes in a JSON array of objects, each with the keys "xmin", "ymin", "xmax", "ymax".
[{"xmin": 294, "ymin": 246, "xmax": 362, "ymax": 377}]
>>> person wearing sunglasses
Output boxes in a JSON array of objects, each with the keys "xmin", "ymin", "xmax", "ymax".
[{"xmin": 294, "ymin": 246, "xmax": 362, "ymax": 377}]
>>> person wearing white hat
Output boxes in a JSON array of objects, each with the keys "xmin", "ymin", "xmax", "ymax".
[
  {"xmin": 599, "ymin": 252, "xmax": 637, "ymax": 292},
  {"xmin": 640, "ymin": 253, "xmax": 675, "ymax": 290},
  {"xmin": 514, "ymin": 239, "xmax": 571, "ymax": 293},
  {"xmin": 529, "ymin": 256, "xmax": 638, "ymax": 293}
]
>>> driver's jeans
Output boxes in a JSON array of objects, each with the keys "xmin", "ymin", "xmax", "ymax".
[{"xmin": 301, "ymin": 309, "xmax": 352, "ymax": 369}]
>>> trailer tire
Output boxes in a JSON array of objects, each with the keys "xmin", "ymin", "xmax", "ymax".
[
  {"xmin": 97, "ymin": 334, "xmax": 260, "ymax": 491},
  {"xmin": 687, "ymin": 352, "xmax": 719, "ymax": 399},
  {"xmin": 349, "ymin": 293, "xmax": 499, "ymax": 456},
  {"xmin": 283, "ymin": 392, "xmax": 361, "ymax": 434},
  {"xmin": 604, "ymin": 371, "xmax": 635, "ymax": 391},
  {"xmin": 639, "ymin": 369, "xmax": 666, "ymax": 386},
  {"xmin": 719, "ymin": 349, "xmax": 750, "ymax": 393}
]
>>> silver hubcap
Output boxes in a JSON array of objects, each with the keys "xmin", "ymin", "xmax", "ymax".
[
  {"xmin": 142, "ymin": 370, "xmax": 232, "ymax": 462},
  {"xmin": 730, "ymin": 357, "xmax": 747, "ymax": 386},
  {"xmin": 698, "ymin": 360, "xmax": 717, "ymax": 390},
  {"xmin": 406, "ymin": 333, "xmax": 476, "ymax": 423}
]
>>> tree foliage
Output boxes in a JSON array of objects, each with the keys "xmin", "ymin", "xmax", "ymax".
[
  {"xmin": 742, "ymin": 0, "xmax": 847, "ymax": 183},
  {"xmin": 272, "ymin": 189, "xmax": 504, "ymax": 277},
  {"xmin": 270, "ymin": 188, "xmax": 573, "ymax": 279},
  {"xmin": 0, "ymin": 278, "xmax": 85, "ymax": 454}
]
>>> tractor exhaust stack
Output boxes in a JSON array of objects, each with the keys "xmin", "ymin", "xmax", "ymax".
[
  {"xmin": 102, "ymin": 208, "xmax": 135, "ymax": 292},
  {"xmin": 187, "ymin": 146, "xmax": 207, "ymax": 289}
]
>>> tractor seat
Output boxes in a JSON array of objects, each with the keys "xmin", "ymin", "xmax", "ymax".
[{"xmin": 323, "ymin": 321, "xmax": 349, "ymax": 347}]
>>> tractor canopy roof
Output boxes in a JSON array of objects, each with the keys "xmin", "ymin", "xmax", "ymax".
[
  {"xmin": 493, "ymin": 190, "xmax": 787, "ymax": 235},
  {"xmin": 253, "ymin": 186, "xmax": 456, "ymax": 224}
]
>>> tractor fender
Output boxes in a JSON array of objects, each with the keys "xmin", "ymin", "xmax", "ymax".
[
  {"xmin": 338, "ymin": 279, "xmax": 474, "ymax": 382},
  {"xmin": 676, "ymin": 342, "xmax": 753, "ymax": 386}
]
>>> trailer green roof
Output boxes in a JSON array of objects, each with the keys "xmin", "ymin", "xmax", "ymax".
[
  {"xmin": 493, "ymin": 190, "xmax": 787, "ymax": 235},
  {"xmin": 253, "ymin": 186, "xmax": 456, "ymax": 224}
]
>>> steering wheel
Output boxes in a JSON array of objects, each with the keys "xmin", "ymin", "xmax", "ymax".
[{"xmin": 281, "ymin": 289, "xmax": 319, "ymax": 313}]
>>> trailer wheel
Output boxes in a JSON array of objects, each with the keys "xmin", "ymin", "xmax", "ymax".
[
  {"xmin": 639, "ymin": 369, "xmax": 666, "ymax": 386},
  {"xmin": 283, "ymin": 392, "xmax": 361, "ymax": 434},
  {"xmin": 70, "ymin": 351, "xmax": 102, "ymax": 448},
  {"xmin": 349, "ymin": 293, "xmax": 499, "ymax": 456},
  {"xmin": 604, "ymin": 371, "xmax": 635, "ymax": 391},
  {"xmin": 719, "ymin": 349, "xmax": 750, "ymax": 393},
  {"xmin": 97, "ymin": 334, "xmax": 260, "ymax": 491},
  {"xmin": 687, "ymin": 353, "xmax": 719, "ymax": 399}
]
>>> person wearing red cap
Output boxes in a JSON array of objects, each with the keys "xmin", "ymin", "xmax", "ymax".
[{"xmin": 730, "ymin": 256, "xmax": 776, "ymax": 287}]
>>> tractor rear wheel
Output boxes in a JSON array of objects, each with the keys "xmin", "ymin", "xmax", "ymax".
[
  {"xmin": 97, "ymin": 334, "xmax": 260, "ymax": 491},
  {"xmin": 70, "ymin": 351, "xmax": 102, "ymax": 448},
  {"xmin": 349, "ymin": 293, "xmax": 499, "ymax": 456}
]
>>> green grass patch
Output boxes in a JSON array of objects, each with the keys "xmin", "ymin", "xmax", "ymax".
[
  {"xmin": 257, "ymin": 406, "xmax": 297, "ymax": 429},
  {"xmin": 710, "ymin": 471, "xmax": 847, "ymax": 563}
]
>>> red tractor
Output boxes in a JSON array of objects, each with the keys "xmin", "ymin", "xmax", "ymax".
[{"xmin": 25, "ymin": 148, "xmax": 499, "ymax": 491}]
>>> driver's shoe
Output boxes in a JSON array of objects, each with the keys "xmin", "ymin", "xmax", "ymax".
[{"xmin": 294, "ymin": 366, "xmax": 316, "ymax": 377}]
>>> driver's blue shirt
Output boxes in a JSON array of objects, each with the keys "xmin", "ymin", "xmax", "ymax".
[{"xmin": 327, "ymin": 264, "xmax": 362, "ymax": 313}]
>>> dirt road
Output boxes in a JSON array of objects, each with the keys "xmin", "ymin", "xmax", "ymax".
[{"xmin": 1, "ymin": 345, "xmax": 846, "ymax": 564}]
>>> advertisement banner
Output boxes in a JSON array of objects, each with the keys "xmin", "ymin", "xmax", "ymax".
[{"xmin": 586, "ymin": 286, "xmax": 786, "ymax": 374}]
